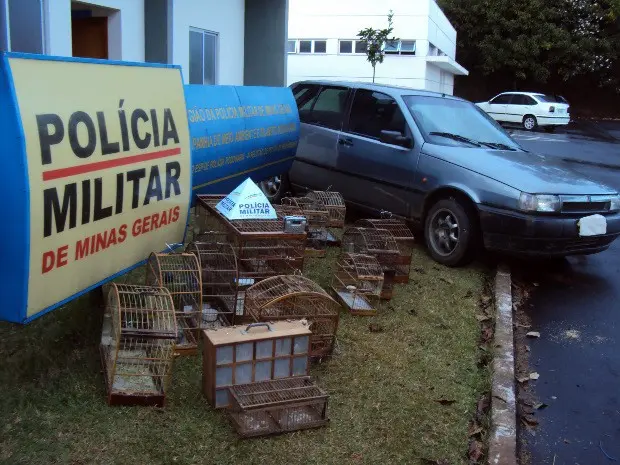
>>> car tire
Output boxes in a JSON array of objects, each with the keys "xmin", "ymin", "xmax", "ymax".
[
  {"xmin": 424, "ymin": 198, "xmax": 479, "ymax": 267},
  {"xmin": 259, "ymin": 172, "xmax": 290, "ymax": 203},
  {"xmin": 522, "ymin": 115, "xmax": 538, "ymax": 131}
]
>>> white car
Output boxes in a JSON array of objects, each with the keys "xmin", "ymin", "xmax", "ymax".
[{"xmin": 476, "ymin": 92, "xmax": 570, "ymax": 131}]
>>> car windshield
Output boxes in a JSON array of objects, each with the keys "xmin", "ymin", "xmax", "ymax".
[
  {"xmin": 403, "ymin": 95, "xmax": 521, "ymax": 150},
  {"xmin": 535, "ymin": 94, "xmax": 567, "ymax": 103}
]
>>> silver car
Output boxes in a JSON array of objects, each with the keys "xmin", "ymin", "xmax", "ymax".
[{"xmin": 265, "ymin": 81, "xmax": 620, "ymax": 266}]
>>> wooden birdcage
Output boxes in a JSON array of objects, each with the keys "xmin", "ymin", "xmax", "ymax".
[
  {"xmin": 282, "ymin": 196, "xmax": 330, "ymax": 256},
  {"xmin": 355, "ymin": 218, "xmax": 414, "ymax": 283},
  {"xmin": 146, "ymin": 252, "xmax": 202, "ymax": 356},
  {"xmin": 202, "ymin": 320, "xmax": 312, "ymax": 408},
  {"xmin": 307, "ymin": 191, "xmax": 346, "ymax": 228},
  {"xmin": 331, "ymin": 253, "xmax": 384, "ymax": 316},
  {"xmin": 100, "ymin": 284, "xmax": 177, "ymax": 407},
  {"xmin": 244, "ymin": 275, "xmax": 340, "ymax": 358},
  {"xmin": 341, "ymin": 227, "xmax": 404, "ymax": 300},
  {"xmin": 195, "ymin": 195, "xmax": 306, "ymax": 283},
  {"xmin": 186, "ymin": 241, "xmax": 238, "ymax": 327},
  {"xmin": 227, "ymin": 376, "xmax": 329, "ymax": 437}
]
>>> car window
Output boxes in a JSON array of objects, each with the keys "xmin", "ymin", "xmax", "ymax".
[
  {"xmin": 490, "ymin": 94, "xmax": 512, "ymax": 104},
  {"xmin": 292, "ymin": 84, "xmax": 322, "ymax": 123},
  {"xmin": 536, "ymin": 94, "xmax": 567, "ymax": 103},
  {"xmin": 347, "ymin": 89, "xmax": 407, "ymax": 140},
  {"xmin": 523, "ymin": 96, "xmax": 537, "ymax": 105},
  {"xmin": 511, "ymin": 95, "xmax": 525, "ymax": 105},
  {"xmin": 308, "ymin": 86, "xmax": 349, "ymax": 130}
]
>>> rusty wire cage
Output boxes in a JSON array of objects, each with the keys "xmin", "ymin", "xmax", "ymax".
[
  {"xmin": 227, "ymin": 376, "xmax": 329, "ymax": 438},
  {"xmin": 307, "ymin": 191, "xmax": 346, "ymax": 228},
  {"xmin": 100, "ymin": 283, "xmax": 177, "ymax": 407},
  {"xmin": 244, "ymin": 275, "xmax": 340, "ymax": 358},
  {"xmin": 282, "ymin": 196, "xmax": 330, "ymax": 256},
  {"xmin": 340, "ymin": 227, "xmax": 404, "ymax": 300},
  {"xmin": 331, "ymin": 253, "xmax": 384, "ymax": 316},
  {"xmin": 146, "ymin": 252, "xmax": 202, "ymax": 356},
  {"xmin": 195, "ymin": 195, "xmax": 306, "ymax": 283},
  {"xmin": 186, "ymin": 241, "xmax": 238, "ymax": 328},
  {"xmin": 355, "ymin": 218, "xmax": 414, "ymax": 283}
]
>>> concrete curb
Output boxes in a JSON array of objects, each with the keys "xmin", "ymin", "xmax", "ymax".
[{"xmin": 488, "ymin": 264, "xmax": 518, "ymax": 465}]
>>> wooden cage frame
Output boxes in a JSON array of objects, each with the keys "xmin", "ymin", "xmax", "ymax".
[
  {"xmin": 307, "ymin": 191, "xmax": 346, "ymax": 228},
  {"xmin": 100, "ymin": 283, "xmax": 177, "ymax": 407},
  {"xmin": 244, "ymin": 275, "xmax": 340, "ymax": 358},
  {"xmin": 281, "ymin": 196, "xmax": 330, "ymax": 257},
  {"xmin": 146, "ymin": 252, "xmax": 203, "ymax": 356},
  {"xmin": 331, "ymin": 253, "xmax": 384, "ymax": 316}
]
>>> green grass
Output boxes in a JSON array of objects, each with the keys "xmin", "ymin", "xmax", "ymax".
[{"xmin": 0, "ymin": 245, "xmax": 488, "ymax": 465}]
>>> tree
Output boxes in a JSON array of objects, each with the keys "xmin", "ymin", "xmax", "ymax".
[{"xmin": 357, "ymin": 11, "xmax": 399, "ymax": 83}]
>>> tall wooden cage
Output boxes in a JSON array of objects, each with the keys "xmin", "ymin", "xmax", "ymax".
[
  {"xmin": 202, "ymin": 320, "xmax": 312, "ymax": 408},
  {"xmin": 244, "ymin": 275, "xmax": 340, "ymax": 358},
  {"xmin": 186, "ymin": 241, "xmax": 238, "ymax": 327},
  {"xmin": 146, "ymin": 252, "xmax": 202, "ymax": 356},
  {"xmin": 195, "ymin": 195, "xmax": 306, "ymax": 283},
  {"xmin": 100, "ymin": 284, "xmax": 177, "ymax": 407},
  {"xmin": 341, "ymin": 227, "xmax": 403, "ymax": 300},
  {"xmin": 355, "ymin": 218, "xmax": 414, "ymax": 283},
  {"xmin": 331, "ymin": 253, "xmax": 384, "ymax": 316},
  {"xmin": 307, "ymin": 191, "xmax": 346, "ymax": 228},
  {"xmin": 282, "ymin": 196, "xmax": 330, "ymax": 256}
]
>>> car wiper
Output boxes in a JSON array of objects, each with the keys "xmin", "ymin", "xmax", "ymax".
[
  {"xmin": 428, "ymin": 132, "xmax": 482, "ymax": 147},
  {"xmin": 478, "ymin": 141, "xmax": 518, "ymax": 151}
]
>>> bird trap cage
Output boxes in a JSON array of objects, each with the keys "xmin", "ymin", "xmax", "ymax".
[
  {"xmin": 355, "ymin": 218, "xmax": 414, "ymax": 283},
  {"xmin": 146, "ymin": 252, "xmax": 202, "ymax": 356},
  {"xmin": 341, "ymin": 227, "xmax": 404, "ymax": 300},
  {"xmin": 195, "ymin": 195, "xmax": 306, "ymax": 282},
  {"xmin": 100, "ymin": 284, "xmax": 177, "ymax": 407},
  {"xmin": 186, "ymin": 241, "xmax": 238, "ymax": 328},
  {"xmin": 282, "ymin": 196, "xmax": 330, "ymax": 256},
  {"xmin": 202, "ymin": 320, "xmax": 312, "ymax": 409},
  {"xmin": 244, "ymin": 275, "xmax": 340, "ymax": 358},
  {"xmin": 227, "ymin": 376, "xmax": 329, "ymax": 438},
  {"xmin": 307, "ymin": 191, "xmax": 346, "ymax": 229},
  {"xmin": 331, "ymin": 253, "xmax": 384, "ymax": 316}
]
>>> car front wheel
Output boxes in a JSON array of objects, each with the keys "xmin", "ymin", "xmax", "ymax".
[
  {"xmin": 259, "ymin": 173, "xmax": 289, "ymax": 203},
  {"xmin": 424, "ymin": 198, "xmax": 478, "ymax": 267},
  {"xmin": 522, "ymin": 115, "xmax": 538, "ymax": 131}
]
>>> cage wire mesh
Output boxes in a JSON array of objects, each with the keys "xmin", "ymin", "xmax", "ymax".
[
  {"xmin": 186, "ymin": 241, "xmax": 239, "ymax": 327},
  {"xmin": 282, "ymin": 196, "xmax": 330, "ymax": 256},
  {"xmin": 331, "ymin": 253, "xmax": 384, "ymax": 316},
  {"xmin": 227, "ymin": 376, "xmax": 329, "ymax": 437},
  {"xmin": 146, "ymin": 252, "xmax": 202, "ymax": 355},
  {"xmin": 355, "ymin": 218, "xmax": 414, "ymax": 283},
  {"xmin": 307, "ymin": 191, "xmax": 346, "ymax": 228},
  {"xmin": 244, "ymin": 275, "xmax": 340, "ymax": 357},
  {"xmin": 100, "ymin": 283, "xmax": 177, "ymax": 406}
]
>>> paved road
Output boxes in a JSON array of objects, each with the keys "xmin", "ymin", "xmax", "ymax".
[{"xmin": 508, "ymin": 127, "xmax": 620, "ymax": 465}]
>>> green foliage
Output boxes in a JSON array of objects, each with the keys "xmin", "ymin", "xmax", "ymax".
[{"xmin": 357, "ymin": 11, "xmax": 399, "ymax": 82}]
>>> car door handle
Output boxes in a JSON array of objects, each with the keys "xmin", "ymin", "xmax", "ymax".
[{"xmin": 338, "ymin": 137, "xmax": 353, "ymax": 146}]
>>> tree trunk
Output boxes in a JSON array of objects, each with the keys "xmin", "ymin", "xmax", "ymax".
[{"xmin": 372, "ymin": 65, "xmax": 376, "ymax": 83}]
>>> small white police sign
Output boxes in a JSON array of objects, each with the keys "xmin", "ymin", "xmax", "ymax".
[{"xmin": 216, "ymin": 178, "xmax": 277, "ymax": 220}]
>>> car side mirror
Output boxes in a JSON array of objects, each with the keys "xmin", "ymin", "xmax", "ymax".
[{"xmin": 380, "ymin": 130, "xmax": 412, "ymax": 148}]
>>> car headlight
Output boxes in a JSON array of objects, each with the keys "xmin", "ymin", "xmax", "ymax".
[
  {"xmin": 518, "ymin": 193, "xmax": 561, "ymax": 212},
  {"xmin": 611, "ymin": 196, "xmax": 620, "ymax": 212}
]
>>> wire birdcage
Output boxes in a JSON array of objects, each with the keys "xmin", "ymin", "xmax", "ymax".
[
  {"xmin": 307, "ymin": 191, "xmax": 346, "ymax": 228},
  {"xmin": 100, "ymin": 283, "xmax": 177, "ymax": 406},
  {"xmin": 331, "ymin": 253, "xmax": 384, "ymax": 316},
  {"xmin": 227, "ymin": 376, "xmax": 329, "ymax": 437},
  {"xmin": 244, "ymin": 275, "xmax": 340, "ymax": 358},
  {"xmin": 146, "ymin": 252, "xmax": 202, "ymax": 356},
  {"xmin": 355, "ymin": 218, "xmax": 414, "ymax": 283},
  {"xmin": 186, "ymin": 241, "xmax": 238, "ymax": 327},
  {"xmin": 341, "ymin": 227, "xmax": 403, "ymax": 300},
  {"xmin": 195, "ymin": 195, "xmax": 306, "ymax": 282},
  {"xmin": 282, "ymin": 196, "xmax": 330, "ymax": 256}
]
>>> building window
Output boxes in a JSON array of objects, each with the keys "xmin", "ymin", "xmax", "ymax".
[
  {"xmin": 339, "ymin": 40, "xmax": 367, "ymax": 54},
  {"xmin": 428, "ymin": 43, "xmax": 445, "ymax": 57},
  {"xmin": 385, "ymin": 40, "xmax": 416, "ymax": 56},
  {"xmin": 189, "ymin": 28, "xmax": 218, "ymax": 85},
  {"xmin": 287, "ymin": 40, "xmax": 297, "ymax": 53},
  {"xmin": 296, "ymin": 39, "xmax": 328, "ymax": 54}
]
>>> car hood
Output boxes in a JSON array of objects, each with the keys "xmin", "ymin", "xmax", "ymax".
[{"xmin": 421, "ymin": 144, "xmax": 617, "ymax": 195}]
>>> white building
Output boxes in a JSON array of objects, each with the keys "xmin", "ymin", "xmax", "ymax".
[
  {"xmin": 0, "ymin": 0, "xmax": 289, "ymax": 86},
  {"xmin": 287, "ymin": 0, "xmax": 467, "ymax": 95}
]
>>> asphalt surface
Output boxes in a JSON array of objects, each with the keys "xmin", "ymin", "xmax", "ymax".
[{"xmin": 507, "ymin": 125, "xmax": 620, "ymax": 465}]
